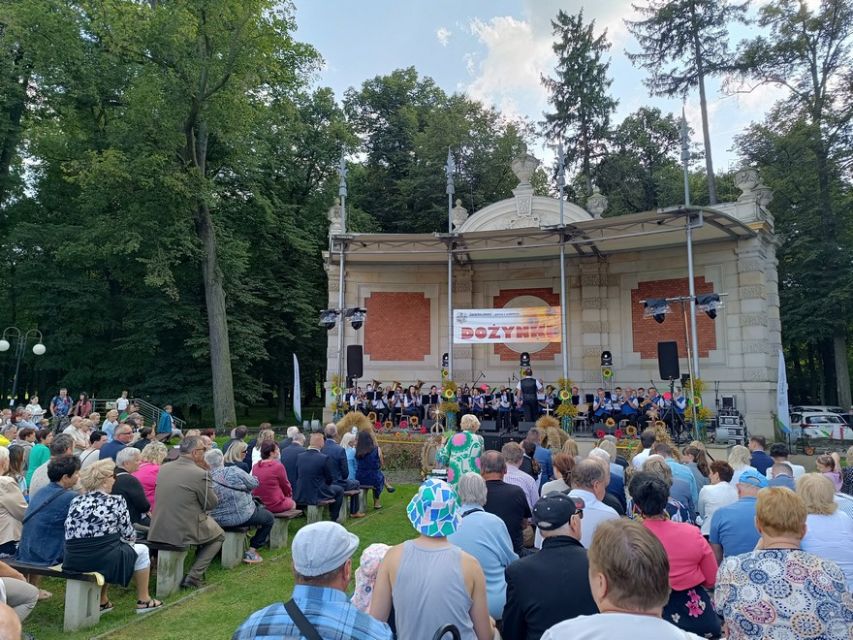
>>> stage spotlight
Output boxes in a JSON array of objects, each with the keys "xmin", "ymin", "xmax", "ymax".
[
  {"xmin": 442, "ymin": 352, "xmax": 449, "ymax": 368},
  {"xmin": 520, "ymin": 352, "xmax": 531, "ymax": 367},
  {"xmin": 643, "ymin": 298, "xmax": 670, "ymax": 324},
  {"xmin": 600, "ymin": 351, "xmax": 612, "ymax": 367},
  {"xmin": 319, "ymin": 309, "xmax": 339, "ymax": 330},
  {"xmin": 696, "ymin": 293, "xmax": 722, "ymax": 319},
  {"xmin": 346, "ymin": 307, "xmax": 367, "ymax": 330}
]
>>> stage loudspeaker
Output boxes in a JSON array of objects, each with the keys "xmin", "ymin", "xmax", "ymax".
[
  {"xmin": 346, "ymin": 345, "xmax": 363, "ymax": 380},
  {"xmin": 479, "ymin": 420, "xmax": 498, "ymax": 433},
  {"xmin": 516, "ymin": 421, "xmax": 535, "ymax": 435},
  {"xmin": 483, "ymin": 433, "xmax": 503, "ymax": 452},
  {"xmin": 657, "ymin": 341, "xmax": 680, "ymax": 381}
]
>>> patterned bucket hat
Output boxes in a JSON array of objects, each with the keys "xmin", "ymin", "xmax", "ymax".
[{"xmin": 406, "ymin": 478, "xmax": 461, "ymax": 537}]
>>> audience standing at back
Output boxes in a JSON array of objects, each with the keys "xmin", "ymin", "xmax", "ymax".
[{"xmin": 541, "ymin": 519, "xmax": 705, "ymax": 639}]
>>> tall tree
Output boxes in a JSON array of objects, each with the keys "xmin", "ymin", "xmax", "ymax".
[
  {"xmin": 734, "ymin": 0, "xmax": 853, "ymax": 408},
  {"xmin": 626, "ymin": 0, "xmax": 748, "ymax": 205},
  {"xmin": 541, "ymin": 10, "xmax": 617, "ymax": 198}
]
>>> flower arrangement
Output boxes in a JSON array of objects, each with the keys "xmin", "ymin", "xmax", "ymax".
[
  {"xmin": 329, "ymin": 374, "xmax": 346, "ymax": 415},
  {"xmin": 554, "ymin": 377, "xmax": 579, "ymax": 420},
  {"xmin": 439, "ymin": 380, "xmax": 460, "ymax": 418},
  {"xmin": 683, "ymin": 377, "xmax": 712, "ymax": 424}
]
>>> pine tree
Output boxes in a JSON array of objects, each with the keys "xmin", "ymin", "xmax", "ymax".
[
  {"xmin": 626, "ymin": 0, "xmax": 748, "ymax": 205},
  {"xmin": 541, "ymin": 10, "xmax": 617, "ymax": 198}
]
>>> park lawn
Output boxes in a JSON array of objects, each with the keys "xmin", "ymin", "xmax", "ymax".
[{"xmin": 26, "ymin": 484, "xmax": 418, "ymax": 640}]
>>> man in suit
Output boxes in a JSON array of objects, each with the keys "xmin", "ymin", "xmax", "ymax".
[
  {"xmin": 295, "ymin": 433, "xmax": 344, "ymax": 521},
  {"xmin": 148, "ymin": 435, "xmax": 224, "ymax": 589},
  {"xmin": 281, "ymin": 432, "xmax": 306, "ymax": 487},
  {"xmin": 99, "ymin": 423, "xmax": 133, "ymax": 461},
  {"xmin": 322, "ymin": 424, "xmax": 360, "ymax": 517},
  {"xmin": 502, "ymin": 493, "xmax": 598, "ymax": 640}
]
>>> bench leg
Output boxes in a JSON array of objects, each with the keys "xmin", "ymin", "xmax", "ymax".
[
  {"xmin": 306, "ymin": 504, "xmax": 322, "ymax": 524},
  {"xmin": 156, "ymin": 549, "xmax": 188, "ymax": 599},
  {"xmin": 360, "ymin": 489, "xmax": 370, "ymax": 514},
  {"xmin": 269, "ymin": 518, "xmax": 290, "ymax": 550},
  {"xmin": 221, "ymin": 531, "xmax": 246, "ymax": 569},
  {"xmin": 338, "ymin": 498, "xmax": 349, "ymax": 524},
  {"xmin": 64, "ymin": 578, "xmax": 101, "ymax": 632}
]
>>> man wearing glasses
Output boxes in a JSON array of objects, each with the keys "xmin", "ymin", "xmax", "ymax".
[
  {"xmin": 501, "ymin": 493, "xmax": 597, "ymax": 640},
  {"xmin": 148, "ymin": 435, "xmax": 225, "ymax": 589}
]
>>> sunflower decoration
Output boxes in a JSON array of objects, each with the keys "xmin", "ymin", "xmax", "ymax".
[
  {"xmin": 443, "ymin": 388, "xmax": 454, "ymax": 399},
  {"xmin": 601, "ymin": 367, "xmax": 613, "ymax": 380},
  {"xmin": 439, "ymin": 380, "xmax": 460, "ymax": 415},
  {"xmin": 559, "ymin": 389, "xmax": 571, "ymax": 401},
  {"xmin": 626, "ymin": 425, "xmax": 638, "ymax": 438},
  {"xmin": 441, "ymin": 368, "xmax": 449, "ymax": 379},
  {"xmin": 605, "ymin": 417, "xmax": 616, "ymax": 427}
]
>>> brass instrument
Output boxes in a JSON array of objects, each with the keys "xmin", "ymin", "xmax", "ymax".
[
  {"xmin": 373, "ymin": 379, "xmax": 381, "ymax": 388},
  {"xmin": 415, "ymin": 379, "xmax": 424, "ymax": 391}
]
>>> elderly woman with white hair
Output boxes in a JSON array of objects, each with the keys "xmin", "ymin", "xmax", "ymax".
[
  {"xmin": 205, "ymin": 448, "xmax": 273, "ymax": 564},
  {"xmin": 727, "ymin": 444, "xmax": 756, "ymax": 487},
  {"xmin": 447, "ymin": 472, "xmax": 517, "ymax": 622},
  {"xmin": 437, "ymin": 414, "xmax": 484, "ymax": 486},
  {"xmin": 63, "ymin": 459, "xmax": 162, "ymax": 613},
  {"xmin": 113, "ymin": 447, "xmax": 151, "ymax": 528}
]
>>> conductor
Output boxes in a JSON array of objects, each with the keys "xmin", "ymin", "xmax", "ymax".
[{"xmin": 516, "ymin": 368, "xmax": 542, "ymax": 422}]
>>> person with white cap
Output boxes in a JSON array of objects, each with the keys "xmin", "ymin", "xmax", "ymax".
[
  {"xmin": 369, "ymin": 478, "xmax": 493, "ymax": 640},
  {"xmin": 232, "ymin": 521, "xmax": 392, "ymax": 640}
]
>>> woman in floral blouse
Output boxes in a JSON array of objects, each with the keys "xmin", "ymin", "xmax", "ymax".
[
  {"xmin": 63, "ymin": 459, "xmax": 162, "ymax": 613},
  {"xmin": 437, "ymin": 414, "xmax": 484, "ymax": 486}
]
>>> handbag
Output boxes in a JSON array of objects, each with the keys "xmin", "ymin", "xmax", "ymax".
[{"xmin": 283, "ymin": 599, "xmax": 323, "ymax": 640}]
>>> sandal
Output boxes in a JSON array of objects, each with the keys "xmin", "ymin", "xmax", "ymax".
[
  {"xmin": 100, "ymin": 601, "xmax": 114, "ymax": 614},
  {"xmin": 38, "ymin": 589, "xmax": 53, "ymax": 601},
  {"xmin": 136, "ymin": 599, "xmax": 163, "ymax": 614},
  {"xmin": 373, "ymin": 502, "xmax": 383, "ymax": 509}
]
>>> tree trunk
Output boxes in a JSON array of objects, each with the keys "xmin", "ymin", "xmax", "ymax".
[
  {"xmin": 196, "ymin": 201, "xmax": 237, "ymax": 429},
  {"xmin": 807, "ymin": 343, "xmax": 818, "ymax": 403},
  {"xmin": 820, "ymin": 340, "xmax": 836, "ymax": 405},
  {"xmin": 833, "ymin": 333, "xmax": 851, "ymax": 409},
  {"xmin": 276, "ymin": 379, "xmax": 287, "ymax": 422},
  {"xmin": 690, "ymin": 3, "xmax": 717, "ymax": 205},
  {"xmin": 791, "ymin": 344, "xmax": 803, "ymax": 400}
]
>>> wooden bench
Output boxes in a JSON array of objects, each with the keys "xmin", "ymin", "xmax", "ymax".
[
  {"xmin": 7, "ymin": 560, "xmax": 102, "ymax": 632},
  {"xmin": 339, "ymin": 489, "xmax": 363, "ymax": 523},
  {"xmin": 269, "ymin": 509, "xmax": 303, "ymax": 549},
  {"xmin": 221, "ymin": 525, "xmax": 250, "ymax": 569},
  {"xmin": 145, "ymin": 540, "xmax": 189, "ymax": 599},
  {"xmin": 306, "ymin": 498, "xmax": 335, "ymax": 524}
]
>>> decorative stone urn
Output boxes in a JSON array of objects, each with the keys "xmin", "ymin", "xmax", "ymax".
[
  {"xmin": 586, "ymin": 186, "xmax": 608, "ymax": 218},
  {"xmin": 511, "ymin": 147, "xmax": 540, "ymax": 186},
  {"xmin": 451, "ymin": 199, "xmax": 469, "ymax": 229}
]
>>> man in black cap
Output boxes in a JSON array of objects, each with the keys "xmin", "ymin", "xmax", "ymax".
[{"xmin": 501, "ymin": 492, "xmax": 598, "ymax": 640}]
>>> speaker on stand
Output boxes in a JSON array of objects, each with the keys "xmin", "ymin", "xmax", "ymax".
[{"xmin": 346, "ymin": 345, "xmax": 363, "ymax": 385}]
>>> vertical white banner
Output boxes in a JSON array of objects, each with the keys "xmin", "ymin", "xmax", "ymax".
[
  {"xmin": 776, "ymin": 349, "xmax": 790, "ymax": 434},
  {"xmin": 292, "ymin": 353, "xmax": 302, "ymax": 425}
]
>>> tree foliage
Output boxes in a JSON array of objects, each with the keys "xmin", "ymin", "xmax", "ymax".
[{"xmin": 541, "ymin": 10, "xmax": 617, "ymax": 199}]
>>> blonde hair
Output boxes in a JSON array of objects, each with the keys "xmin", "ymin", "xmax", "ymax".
[
  {"xmin": 80, "ymin": 459, "xmax": 116, "ymax": 492},
  {"xmin": 598, "ymin": 440, "xmax": 617, "ymax": 461},
  {"xmin": 562, "ymin": 438, "xmax": 579, "ymax": 458},
  {"xmin": 728, "ymin": 444, "xmax": 751, "ymax": 468},
  {"xmin": 460, "ymin": 414, "xmax": 480, "ymax": 432},
  {"xmin": 756, "ymin": 487, "xmax": 807, "ymax": 537},
  {"xmin": 257, "ymin": 428, "xmax": 276, "ymax": 445},
  {"xmin": 588, "ymin": 519, "xmax": 670, "ymax": 611},
  {"xmin": 140, "ymin": 441, "xmax": 168, "ymax": 465},
  {"xmin": 79, "ymin": 419, "xmax": 93, "ymax": 431},
  {"xmin": 106, "ymin": 409, "xmax": 119, "ymax": 420},
  {"xmin": 340, "ymin": 432, "xmax": 356, "ymax": 449},
  {"xmin": 796, "ymin": 473, "xmax": 838, "ymax": 515},
  {"xmin": 224, "ymin": 440, "xmax": 248, "ymax": 464},
  {"xmin": 643, "ymin": 455, "xmax": 673, "ymax": 486},
  {"xmin": 185, "ymin": 429, "xmax": 201, "ymax": 437}
]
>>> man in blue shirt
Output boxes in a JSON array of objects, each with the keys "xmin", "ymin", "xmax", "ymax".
[
  {"xmin": 653, "ymin": 442, "xmax": 699, "ymax": 510},
  {"xmin": 232, "ymin": 522, "xmax": 392, "ymax": 640},
  {"xmin": 709, "ymin": 468, "xmax": 767, "ymax": 562},
  {"xmin": 525, "ymin": 427, "xmax": 553, "ymax": 487},
  {"xmin": 748, "ymin": 435, "xmax": 774, "ymax": 475}
]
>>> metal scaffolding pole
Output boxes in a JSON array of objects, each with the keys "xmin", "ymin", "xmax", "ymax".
[
  {"xmin": 557, "ymin": 143, "xmax": 569, "ymax": 381},
  {"xmin": 681, "ymin": 110, "xmax": 701, "ymax": 379},
  {"xmin": 446, "ymin": 149, "xmax": 455, "ymax": 381},
  {"xmin": 336, "ymin": 155, "xmax": 348, "ymax": 389}
]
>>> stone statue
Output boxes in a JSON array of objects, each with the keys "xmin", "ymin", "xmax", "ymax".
[
  {"xmin": 451, "ymin": 199, "xmax": 469, "ymax": 229},
  {"xmin": 327, "ymin": 204, "xmax": 343, "ymax": 235}
]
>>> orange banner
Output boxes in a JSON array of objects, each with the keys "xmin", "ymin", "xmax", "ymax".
[{"xmin": 453, "ymin": 307, "xmax": 562, "ymax": 344}]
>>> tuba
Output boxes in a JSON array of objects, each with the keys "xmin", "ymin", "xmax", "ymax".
[{"xmin": 415, "ymin": 380, "xmax": 425, "ymax": 391}]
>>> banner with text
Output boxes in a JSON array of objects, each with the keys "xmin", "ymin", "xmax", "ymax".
[{"xmin": 453, "ymin": 307, "xmax": 562, "ymax": 344}]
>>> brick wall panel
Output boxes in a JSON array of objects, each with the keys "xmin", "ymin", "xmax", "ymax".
[{"xmin": 364, "ymin": 292, "xmax": 431, "ymax": 361}]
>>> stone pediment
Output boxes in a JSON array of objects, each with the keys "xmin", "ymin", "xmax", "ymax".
[{"xmin": 458, "ymin": 196, "xmax": 593, "ymax": 232}]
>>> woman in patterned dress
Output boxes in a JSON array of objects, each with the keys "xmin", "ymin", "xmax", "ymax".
[
  {"xmin": 715, "ymin": 487, "xmax": 853, "ymax": 640},
  {"xmin": 63, "ymin": 459, "xmax": 162, "ymax": 613},
  {"xmin": 438, "ymin": 414, "xmax": 484, "ymax": 486}
]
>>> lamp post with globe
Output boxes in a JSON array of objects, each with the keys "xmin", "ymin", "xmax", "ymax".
[{"xmin": 0, "ymin": 328, "xmax": 46, "ymax": 409}]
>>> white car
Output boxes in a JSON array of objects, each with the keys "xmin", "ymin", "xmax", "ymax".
[{"xmin": 791, "ymin": 411, "xmax": 852, "ymax": 440}]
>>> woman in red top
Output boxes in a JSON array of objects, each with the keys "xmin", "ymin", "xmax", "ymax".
[
  {"xmin": 72, "ymin": 392, "xmax": 92, "ymax": 418},
  {"xmin": 629, "ymin": 471, "xmax": 720, "ymax": 638},
  {"xmin": 251, "ymin": 441, "xmax": 295, "ymax": 514}
]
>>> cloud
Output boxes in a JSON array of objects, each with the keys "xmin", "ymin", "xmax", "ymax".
[
  {"xmin": 436, "ymin": 26, "xmax": 451, "ymax": 47},
  {"xmin": 465, "ymin": 16, "xmax": 553, "ymax": 119}
]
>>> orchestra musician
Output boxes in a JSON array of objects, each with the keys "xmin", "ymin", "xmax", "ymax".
[
  {"xmin": 373, "ymin": 386, "xmax": 388, "ymax": 423},
  {"xmin": 592, "ymin": 388, "xmax": 613, "ymax": 421},
  {"xmin": 497, "ymin": 387, "xmax": 513, "ymax": 430},
  {"xmin": 516, "ymin": 368, "xmax": 543, "ymax": 421},
  {"xmin": 471, "ymin": 388, "xmax": 485, "ymax": 419},
  {"xmin": 619, "ymin": 387, "xmax": 640, "ymax": 426},
  {"xmin": 541, "ymin": 384, "xmax": 556, "ymax": 415}
]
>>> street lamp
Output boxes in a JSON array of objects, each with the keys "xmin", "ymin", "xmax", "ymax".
[{"xmin": 0, "ymin": 327, "xmax": 46, "ymax": 408}]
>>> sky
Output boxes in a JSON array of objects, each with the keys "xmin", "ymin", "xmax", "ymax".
[{"xmin": 292, "ymin": 0, "xmax": 790, "ymax": 173}]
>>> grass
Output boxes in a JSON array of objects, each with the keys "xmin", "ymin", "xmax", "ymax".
[{"xmin": 26, "ymin": 485, "xmax": 419, "ymax": 640}]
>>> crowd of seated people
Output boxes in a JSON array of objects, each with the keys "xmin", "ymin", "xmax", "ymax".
[{"xmin": 5, "ymin": 392, "xmax": 853, "ymax": 640}]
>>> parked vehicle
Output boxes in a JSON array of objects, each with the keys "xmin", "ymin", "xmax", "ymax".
[{"xmin": 791, "ymin": 411, "xmax": 852, "ymax": 440}]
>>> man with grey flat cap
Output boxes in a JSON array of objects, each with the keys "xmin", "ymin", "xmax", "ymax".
[
  {"xmin": 502, "ymin": 493, "xmax": 599, "ymax": 640},
  {"xmin": 232, "ymin": 521, "xmax": 392, "ymax": 640}
]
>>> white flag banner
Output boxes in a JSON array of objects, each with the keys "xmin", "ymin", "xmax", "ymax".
[
  {"xmin": 292, "ymin": 353, "xmax": 302, "ymax": 424},
  {"xmin": 453, "ymin": 307, "xmax": 562, "ymax": 344},
  {"xmin": 776, "ymin": 349, "xmax": 790, "ymax": 435}
]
